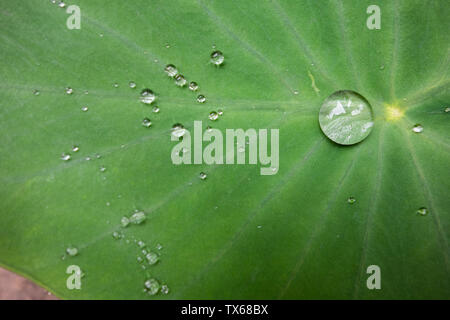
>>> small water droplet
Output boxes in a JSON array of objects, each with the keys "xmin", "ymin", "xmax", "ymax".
[
  {"xmin": 412, "ymin": 124, "xmax": 423, "ymax": 133},
  {"xmin": 142, "ymin": 118, "xmax": 152, "ymax": 128},
  {"xmin": 137, "ymin": 256, "xmax": 143, "ymax": 263},
  {"xmin": 146, "ymin": 252, "xmax": 159, "ymax": 265},
  {"xmin": 217, "ymin": 109, "xmax": 223, "ymax": 116},
  {"xmin": 58, "ymin": 1, "xmax": 66, "ymax": 8},
  {"xmin": 81, "ymin": 106, "xmax": 88, "ymax": 112},
  {"xmin": 152, "ymin": 106, "xmax": 160, "ymax": 113},
  {"xmin": 137, "ymin": 240, "xmax": 146, "ymax": 248},
  {"xmin": 165, "ymin": 43, "xmax": 170, "ymax": 49},
  {"xmin": 106, "ymin": 202, "xmax": 110, "ymax": 206},
  {"xmin": 112, "ymin": 231, "xmax": 121, "ymax": 240},
  {"xmin": 33, "ymin": 89, "xmax": 40, "ymax": 96},
  {"xmin": 171, "ymin": 123, "xmax": 187, "ymax": 139},
  {"xmin": 416, "ymin": 207, "xmax": 428, "ymax": 216},
  {"xmin": 319, "ymin": 90, "xmax": 374, "ymax": 145},
  {"xmin": 174, "ymin": 74, "xmax": 187, "ymax": 87},
  {"xmin": 113, "ymin": 83, "xmax": 119, "ymax": 88},
  {"xmin": 144, "ymin": 278, "xmax": 160, "ymax": 295},
  {"xmin": 100, "ymin": 165, "xmax": 106, "ymax": 172},
  {"xmin": 72, "ymin": 145, "xmax": 79, "ymax": 152},
  {"xmin": 65, "ymin": 87, "xmax": 73, "ymax": 95},
  {"xmin": 199, "ymin": 172, "xmax": 207, "ymax": 180},
  {"xmin": 85, "ymin": 156, "xmax": 91, "ymax": 161},
  {"xmin": 140, "ymin": 89, "xmax": 156, "ymax": 104},
  {"xmin": 66, "ymin": 247, "xmax": 78, "ymax": 256},
  {"xmin": 197, "ymin": 94, "xmax": 206, "ymax": 103},
  {"xmin": 210, "ymin": 50, "xmax": 224, "ymax": 66},
  {"xmin": 61, "ymin": 153, "xmax": 71, "ymax": 161},
  {"xmin": 130, "ymin": 211, "xmax": 146, "ymax": 224},
  {"xmin": 121, "ymin": 216, "xmax": 130, "ymax": 227},
  {"xmin": 379, "ymin": 65, "xmax": 385, "ymax": 70},
  {"xmin": 129, "ymin": 81, "xmax": 136, "ymax": 89},
  {"xmin": 164, "ymin": 64, "xmax": 178, "ymax": 77},
  {"xmin": 209, "ymin": 111, "xmax": 219, "ymax": 121},
  {"xmin": 293, "ymin": 90, "xmax": 299, "ymax": 95},
  {"xmin": 347, "ymin": 197, "xmax": 356, "ymax": 204},
  {"xmin": 189, "ymin": 82, "xmax": 199, "ymax": 91},
  {"xmin": 161, "ymin": 285, "xmax": 170, "ymax": 294},
  {"xmin": 156, "ymin": 243, "xmax": 163, "ymax": 250},
  {"xmin": 445, "ymin": 107, "xmax": 450, "ymax": 113}
]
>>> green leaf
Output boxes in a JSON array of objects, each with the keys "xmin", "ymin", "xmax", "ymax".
[{"xmin": 0, "ymin": 0, "xmax": 448, "ymax": 299}]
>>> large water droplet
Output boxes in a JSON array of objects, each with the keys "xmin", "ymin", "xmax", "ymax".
[
  {"xmin": 140, "ymin": 89, "xmax": 156, "ymax": 104},
  {"xmin": 319, "ymin": 90, "xmax": 374, "ymax": 145},
  {"xmin": 144, "ymin": 278, "xmax": 160, "ymax": 295},
  {"xmin": 164, "ymin": 64, "xmax": 178, "ymax": 77},
  {"xmin": 171, "ymin": 123, "xmax": 187, "ymax": 139},
  {"xmin": 412, "ymin": 124, "xmax": 423, "ymax": 133},
  {"xmin": 174, "ymin": 74, "xmax": 187, "ymax": 87},
  {"xmin": 130, "ymin": 211, "xmax": 146, "ymax": 224},
  {"xmin": 197, "ymin": 95, "xmax": 206, "ymax": 103},
  {"xmin": 211, "ymin": 50, "xmax": 224, "ymax": 66},
  {"xmin": 146, "ymin": 252, "xmax": 159, "ymax": 265},
  {"xmin": 189, "ymin": 82, "xmax": 199, "ymax": 91},
  {"xmin": 209, "ymin": 111, "xmax": 219, "ymax": 121},
  {"xmin": 142, "ymin": 118, "xmax": 152, "ymax": 128}
]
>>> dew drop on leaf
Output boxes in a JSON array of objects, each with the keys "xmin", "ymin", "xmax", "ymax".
[
  {"xmin": 171, "ymin": 123, "xmax": 186, "ymax": 139},
  {"xmin": 416, "ymin": 207, "xmax": 428, "ymax": 216},
  {"xmin": 347, "ymin": 196, "xmax": 356, "ymax": 204},
  {"xmin": 65, "ymin": 87, "xmax": 73, "ymax": 95},
  {"xmin": 81, "ymin": 106, "xmax": 88, "ymax": 112},
  {"xmin": 121, "ymin": 217, "xmax": 130, "ymax": 227},
  {"xmin": 152, "ymin": 106, "xmax": 160, "ymax": 113},
  {"xmin": 197, "ymin": 94, "xmax": 206, "ymax": 103},
  {"xmin": 130, "ymin": 211, "xmax": 146, "ymax": 224},
  {"xmin": 189, "ymin": 81, "xmax": 199, "ymax": 91},
  {"xmin": 319, "ymin": 90, "xmax": 374, "ymax": 145},
  {"xmin": 164, "ymin": 64, "xmax": 177, "ymax": 77},
  {"xmin": 61, "ymin": 153, "xmax": 71, "ymax": 161},
  {"xmin": 129, "ymin": 81, "xmax": 136, "ymax": 88},
  {"xmin": 144, "ymin": 278, "xmax": 160, "ymax": 295},
  {"xmin": 161, "ymin": 285, "xmax": 170, "ymax": 294},
  {"xmin": 210, "ymin": 50, "xmax": 224, "ymax": 66},
  {"xmin": 72, "ymin": 145, "xmax": 79, "ymax": 152},
  {"xmin": 412, "ymin": 124, "xmax": 423, "ymax": 133},
  {"xmin": 33, "ymin": 89, "xmax": 40, "ymax": 96},
  {"xmin": 199, "ymin": 172, "xmax": 207, "ymax": 180},
  {"xmin": 209, "ymin": 111, "xmax": 219, "ymax": 121},
  {"xmin": 140, "ymin": 89, "xmax": 156, "ymax": 104},
  {"xmin": 66, "ymin": 247, "xmax": 78, "ymax": 256},
  {"xmin": 142, "ymin": 118, "xmax": 152, "ymax": 128},
  {"xmin": 146, "ymin": 252, "xmax": 159, "ymax": 265},
  {"xmin": 174, "ymin": 74, "xmax": 187, "ymax": 87}
]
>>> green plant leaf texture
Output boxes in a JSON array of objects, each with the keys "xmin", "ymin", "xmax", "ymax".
[{"xmin": 0, "ymin": 0, "xmax": 449, "ymax": 299}]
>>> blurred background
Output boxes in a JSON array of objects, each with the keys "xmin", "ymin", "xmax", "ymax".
[{"xmin": 0, "ymin": 267, "xmax": 58, "ymax": 300}]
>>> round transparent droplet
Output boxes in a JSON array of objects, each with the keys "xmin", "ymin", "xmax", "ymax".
[
  {"xmin": 347, "ymin": 196, "xmax": 356, "ymax": 204},
  {"xmin": 199, "ymin": 172, "xmax": 207, "ymax": 180},
  {"xmin": 197, "ymin": 95, "xmax": 206, "ymax": 103},
  {"xmin": 140, "ymin": 89, "xmax": 156, "ymax": 104},
  {"xmin": 72, "ymin": 145, "xmax": 79, "ymax": 152},
  {"xmin": 412, "ymin": 124, "xmax": 423, "ymax": 133},
  {"xmin": 113, "ymin": 83, "xmax": 119, "ymax": 88},
  {"xmin": 129, "ymin": 81, "xmax": 136, "ymax": 89},
  {"xmin": 146, "ymin": 252, "xmax": 159, "ymax": 265},
  {"xmin": 174, "ymin": 74, "xmax": 187, "ymax": 87},
  {"xmin": 161, "ymin": 285, "xmax": 170, "ymax": 295},
  {"xmin": 210, "ymin": 50, "xmax": 224, "ymax": 66},
  {"xmin": 81, "ymin": 106, "xmax": 88, "ymax": 112},
  {"xmin": 445, "ymin": 107, "xmax": 450, "ymax": 113},
  {"xmin": 144, "ymin": 278, "xmax": 160, "ymax": 295},
  {"xmin": 33, "ymin": 89, "xmax": 40, "ymax": 96},
  {"xmin": 61, "ymin": 153, "xmax": 71, "ymax": 161},
  {"xmin": 142, "ymin": 118, "xmax": 152, "ymax": 128},
  {"xmin": 121, "ymin": 216, "xmax": 130, "ymax": 227},
  {"xmin": 209, "ymin": 111, "xmax": 219, "ymax": 121},
  {"xmin": 130, "ymin": 211, "xmax": 146, "ymax": 224},
  {"xmin": 189, "ymin": 82, "xmax": 199, "ymax": 91},
  {"xmin": 171, "ymin": 123, "xmax": 186, "ymax": 139},
  {"xmin": 65, "ymin": 87, "xmax": 73, "ymax": 95},
  {"xmin": 66, "ymin": 247, "xmax": 78, "ymax": 256},
  {"xmin": 152, "ymin": 106, "xmax": 160, "ymax": 113},
  {"xmin": 416, "ymin": 207, "xmax": 428, "ymax": 216},
  {"xmin": 137, "ymin": 240, "xmax": 146, "ymax": 248},
  {"xmin": 217, "ymin": 109, "xmax": 223, "ymax": 116},
  {"xmin": 164, "ymin": 64, "xmax": 178, "ymax": 77},
  {"xmin": 100, "ymin": 165, "xmax": 106, "ymax": 172},
  {"xmin": 319, "ymin": 90, "xmax": 374, "ymax": 145}
]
